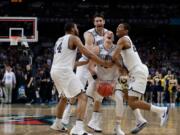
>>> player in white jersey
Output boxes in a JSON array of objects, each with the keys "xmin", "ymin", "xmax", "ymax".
[
  {"xmin": 86, "ymin": 31, "xmax": 125, "ymax": 134},
  {"xmin": 50, "ymin": 22, "xmax": 112, "ymax": 135},
  {"xmin": 76, "ymin": 13, "xmax": 108, "ymax": 87},
  {"xmin": 113, "ymin": 23, "xmax": 170, "ymax": 132},
  {"xmin": 61, "ymin": 14, "xmax": 108, "ymax": 125},
  {"xmin": 87, "ymin": 31, "xmax": 146, "ymax": 135}
]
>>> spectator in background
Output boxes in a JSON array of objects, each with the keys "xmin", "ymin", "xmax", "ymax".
[
  {"xmin": 144, "ymin": 75, "xmax": 154, "ymax": 103},
  {"xmin": 15, "ymin": 67, "xmax": 26, "ymax": 103},
  {"xmin": 168, "ymin": 74, "xmax": 178, "ymax": 107},
  {"xmin": 39, "ymin": 67, "xmax": 52, "ymax": 105},
  {"xmin": 2, "ymin": 63, "xmax": 16, "ymax": 104},
  {"xmin": 25, "ymin": 64, "xmax": 35, "ymax": 105},
  {"xmin": 176, "ymin": 77, "xmax": 180, "ymax": 104}
]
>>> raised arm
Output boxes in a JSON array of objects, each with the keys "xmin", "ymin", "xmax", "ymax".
[
  {"xmin": 84, "ymin": 32, "xmax": 94, "ymax": 50},
  {"xmin": 112, "ymin": 37, "xmax": 127, "ymax": 61},
  {"xmin": 88, "ymin": 46, "xmax": 99, "ymax": 75},
  {"xmin": 74, "ymin": 60, "xmax": 89, "ymax": 68},
  {"xmin": 112, "ymin": 37, "xmax": 130, "ymax": 68}
]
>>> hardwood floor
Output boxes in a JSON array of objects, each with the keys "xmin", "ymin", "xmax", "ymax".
[{"xmin": 0, "ymin": 104, "xmax": 179, "ymax": 135}]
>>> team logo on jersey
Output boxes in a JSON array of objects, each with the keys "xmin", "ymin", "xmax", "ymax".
[{"xmin": 0, "ymin": 114, "xmax": 54, "ymax": 125}]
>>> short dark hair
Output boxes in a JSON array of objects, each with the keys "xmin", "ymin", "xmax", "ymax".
[
  {"xmin": 122, "ymin": 23, "xmax": 130, "ymax": 31},
  {"xmin": 93, "ymin": 13, "xmax": 105, "ymax": 20},
  {"xmin": 64, "ymin": 22, "xmax": 75, "ymax": 32}
]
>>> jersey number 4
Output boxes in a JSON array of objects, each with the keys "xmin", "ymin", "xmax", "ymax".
[{"xmin": 54, "ymin": 39, "xmax": 63, "ymax": 54}]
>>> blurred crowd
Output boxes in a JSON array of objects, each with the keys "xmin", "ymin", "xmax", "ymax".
[
  {"xmin": 0, "ymin": 33, "xmax": 179, "ymax": 106},
  {"xmin": 0, "ymin": 0, "xmax": 179, "ymax": 106}
]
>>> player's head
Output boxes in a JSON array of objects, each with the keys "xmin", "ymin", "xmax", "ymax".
[
  {"xmin": 104, "ymin": 31, "xmax": 114, "ymax": 43},
  {"xmin": 116, "ymin": 23, "xmax": 130, "ymax": 37},
  {"xmin": 93, "ymin": 13, "xmax": 105, "ymax": 29},
  {"xmin": 64, "ymin": 22, "xmax": 79, "ymax": 36}
]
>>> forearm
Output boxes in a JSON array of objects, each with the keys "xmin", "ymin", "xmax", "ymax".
[
  {"xmin": 88, "ymin": 61, "xmax": 96, "ymax": 75},
  {"xmin": 74, "ymin": 60, "xmax": 89, "ymax": 67},
  {"xmin": 28, "ymin": 77, "xmax": 33, "ymax": 86}
]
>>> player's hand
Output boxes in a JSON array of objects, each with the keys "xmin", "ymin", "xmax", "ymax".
[{"xmin": 119, "ymin": 76, "xmax": 129, "ymax": 90}]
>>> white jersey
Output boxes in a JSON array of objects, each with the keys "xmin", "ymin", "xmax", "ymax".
[
  {"xmin": 87, "ymin": 28, "xmax": 108, "ymax": 47},
  {"xmin": 51, "ymin": 34, "xmax": 77, "ymax": 70},
  {"xmin": 3, "ymin": 71, "xmax": 16, "ymax": 85},
  {"xmin": 96, "ymin": 44, "xmax": 119, "ymax": 81},
  {"xmin": 81, "ymin": 28, "xmax": 108, "ymax": 60},
  {"xmin": 121, "ymin": 36, "xmax": 142, "ymax": 72}
]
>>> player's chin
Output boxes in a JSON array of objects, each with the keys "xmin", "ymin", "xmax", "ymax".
[
  {"xmin": 116, "ymin": 33, "xmax": 120, "ymax": 37},
  {"xmin": 97, "ymin": 26, "xmax": 103, "ymax": 28}
]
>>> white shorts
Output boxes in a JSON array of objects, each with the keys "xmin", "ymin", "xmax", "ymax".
[
  {"xmin": 51, "ymin": 68, "xmax": 84, "ymax": 99},
  {"xmin": 76, "ymin": 57, "xmax": 94, "ymax": 88},
  {"xmin": 128, "ymin": 64, "xmax": 149, "ymax": 96}
]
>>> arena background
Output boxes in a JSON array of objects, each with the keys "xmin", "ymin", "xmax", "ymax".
[{"xmin": 0, "ymin": 0, "xmax": 180, "ymax": 135}]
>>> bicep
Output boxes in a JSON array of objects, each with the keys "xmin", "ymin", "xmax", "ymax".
[
  {"xmin": 113, "ymin": 38, "xmax": 128, "ymax": 59},
  {"xmin": 112, "ymin": 44, "xmax": 122, "ymax": 61},
  {"xmin": 84, "ymin": 32, "xmax": 94, "ymax": 50}
]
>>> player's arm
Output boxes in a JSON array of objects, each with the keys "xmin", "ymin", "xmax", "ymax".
[
  {"xmin": 74, "ymin": 60, "xmax": 89, "ymax": 67},
  {"xmin": 112, "ymin": 38, "xmax": 129, "ymax": 68},
  {"xmin": 27, "ymin": 77, "xmax": 33, "ymax": 88},
  {"xmin": 175, "ymin": 79, "xmax": 178, "ymax": 86},
  {"xmin": 119, "ymin": 65, "xmax": 129, "ymax": 76},
  {"xmin": 84, "ymin": 32, "xmax": 94, "ymax": 50},
  {"xmin": 88, "ymin": 46, "xmax": 99, "ymax": 77},
  {"xmin": 72, "ymin": 36, "xmax": 112, "ymax": 67}
]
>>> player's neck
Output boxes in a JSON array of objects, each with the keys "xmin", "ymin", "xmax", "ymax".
[
  {"xmin": 95, "ymin": 27, "xmax": 104, "ymax": 36},
  {"xmin": 65, "ymin": 32, "xmax": 74, "ymax": 35}
]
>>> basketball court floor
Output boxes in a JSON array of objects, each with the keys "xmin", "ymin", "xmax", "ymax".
[{"xmin": 0, "ymin": 103, "xmax": 179, "ymax": 135}]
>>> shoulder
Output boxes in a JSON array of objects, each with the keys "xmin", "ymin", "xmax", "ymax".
[
  {"xmin": 84, "ymin": 30, "xmax": 94, "ymax": 38},
  {"xmin": 104, "ymin": 28, "xmax": 109, "ymax": 33},
  {"xmin": 69, "ymin": 35, "xmax": 80, "ymax": 41},
  {"xmin": 117, "ymin": 36, "xmax": 130, "ymax": 45}
]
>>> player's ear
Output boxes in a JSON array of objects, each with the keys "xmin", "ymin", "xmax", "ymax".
[{"xmin": 103, "ymin": 20, "xmax": 105, "ymax": 25}]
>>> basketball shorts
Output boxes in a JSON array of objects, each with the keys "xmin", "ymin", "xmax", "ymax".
[
  {"xmin": 128, "ymin": 64, "xmax": 149, "ymax": 98},
  {"xmin": 76, "ymin": 57, "xmax": 94, "ymax": 88},
  {"xmin": 51, "ymin": 68, "xmax": 84, "ymax": 99}
]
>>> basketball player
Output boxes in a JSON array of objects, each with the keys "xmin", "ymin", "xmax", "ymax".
[
  {"xmin": 61, "ymin": 13, "xmax": 108, "ymax": 126},
  {"xmin": 87, "ymin": 31, "xmax": 147, "ymax": 135},
  {"xmin": 86, "ymin": 31, "xmax": 125, "ymax": 135},
  {"xmin": 112, "ymin": 23, "xmax": 170, "ymax": 130},
  {"xmin": 50, "ymin": 22, "xmax": 112, "ymax": 135}
]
